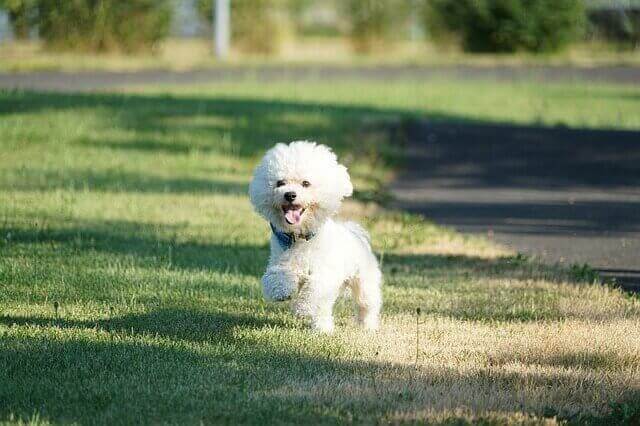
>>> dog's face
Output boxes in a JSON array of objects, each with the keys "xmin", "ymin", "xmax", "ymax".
[{"xmin": 249, "ymin": 141, "xmax": 353, "ymax": 235}]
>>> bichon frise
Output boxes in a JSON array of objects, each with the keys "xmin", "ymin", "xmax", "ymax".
[{"xmin": 249, "ymin": 141, "xmax": 382, "ymax": 333}]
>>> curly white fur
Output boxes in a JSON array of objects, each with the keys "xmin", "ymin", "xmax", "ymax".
[{"xmin": 249, "ymin": 141, "xmax": 382, "ymax": 333}]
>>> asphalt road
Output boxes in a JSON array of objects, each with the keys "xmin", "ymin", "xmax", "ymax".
[
  {"xmin": 392, "ymin": 121, "xmax": 640, "ymax": 291},
  {"xmin": 1, "ymin": 64, "xmax": 640, "ymax": 91}
]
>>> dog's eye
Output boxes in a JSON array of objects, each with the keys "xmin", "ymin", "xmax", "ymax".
[
  {"xmin": 301, "ymin": 180, "xmax": 311, "ymax": 188},
  {"xmin": 276, "ymin": 180, "xmax": 286, "ymax": 187}
]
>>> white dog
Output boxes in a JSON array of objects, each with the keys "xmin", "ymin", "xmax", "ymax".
[{"xmin": 249, "ymin": 141, "xmax": 382, "ymax": 333}]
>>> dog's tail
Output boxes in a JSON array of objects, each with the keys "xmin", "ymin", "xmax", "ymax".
[{"xmin": 344, "ymin": 221, "xmax": 372, "ymax": 247}]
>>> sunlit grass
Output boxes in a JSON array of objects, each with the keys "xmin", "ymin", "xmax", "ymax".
[
  {"xmin": 2, "ymin": 38, "xmax": 640, "ymax": 72},
  {"xmin": 1, "ymin": 79, "xmax": 639, "ymax": 424}
]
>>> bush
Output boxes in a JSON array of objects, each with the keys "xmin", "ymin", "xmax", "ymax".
[
  {"xmin": 198, "ymin": 0, "xmax": 281, "ymax": 54},
  {"xmin": 37, "ymin": 0, "xmax": 171, "ymax": 53},
  {"xmin": 424, "ymin": 0, "xmax": 586, "ymax": 53},
  {"xmin": 0, "ymin": 0, "xmax": 38, "ymax": 39},
  {"xmin": 587, "ymin": 8, "xmax": 640, "ymax": 49},
  {"xmin": 344, "ymin": 0, "xmax": 411, "ymax": 53}
]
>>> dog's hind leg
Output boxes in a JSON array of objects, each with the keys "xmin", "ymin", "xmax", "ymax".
[{"xmin": 352, "ymin": 267, "xmax": 382, "ymax": 330}]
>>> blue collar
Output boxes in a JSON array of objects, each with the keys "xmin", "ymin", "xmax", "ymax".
[{"xmin": 270, "ymin": 223, "xmax": 315, "ymax": 250}]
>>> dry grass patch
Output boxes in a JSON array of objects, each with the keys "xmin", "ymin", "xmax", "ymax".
[{"xmin": 254, "ymin": 316, "xmax": 640, "ymax": 422}]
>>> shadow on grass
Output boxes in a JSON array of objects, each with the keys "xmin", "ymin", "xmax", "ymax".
[
  {"xmin": 1, "ymin": 168, "xmax": 249, "ymax": 195},
  {"xmin": 0, "ymin": 308, "xmax": 287, "ymax": 344},
  {"xmin": 0, "ymin": 91, "xmax": 413, "ymax": 160},
  {"xmin": 79, "ymin": 137, "xmax": 207, "ymax": 155},
  {"xmin": 0, "ymin": 309, "xmax": 310, "ymax": 424},
  {"xmin": 1, "ymin": 307, "xmax": 638, "ymax": 424},
  {"xmin": 384, "ymin": 252, "xmax": 578, "ymax": 283},
  {"xmin": 0, "ymin": 219, "xmax": 268, "ymax": 277}
]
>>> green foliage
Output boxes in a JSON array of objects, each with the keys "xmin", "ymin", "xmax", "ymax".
[
  {"xmin": 575, "ymin": 395, "xmax": 640, "ymax": 425},
  {"xmin": 198, "ymin": 0, "xmax": 281, "ymax": 54},
  {"xmin": 36, "ymin": 0, "xmax": 171, "ymax": 53},
  {"xmin": 343, "ymin": 0, "xmax": 411, "ymax": 53},
  {"xmin": 424, "ymin": 0, "xmax": 586, "ymax": 53},
  {"xmin": 0, "ymin": 0, "xmax": 38, "ymax": 38},
  {"xmin": 587, "ymin": 9, "xmax": 640, "ymax": 49},
  {"xmin": 570, "ymin": 263, "xmax": 599, "ymax": 283},
  {"xmin": 231, "ymin": 0, "xmax": 280, "ymax": 54}
]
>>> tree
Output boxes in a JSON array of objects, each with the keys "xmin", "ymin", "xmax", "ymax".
[{"xmin": 0, "ymin": 0, "xmax": 38, "ymax": 39}]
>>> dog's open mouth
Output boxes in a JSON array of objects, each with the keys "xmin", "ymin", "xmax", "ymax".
[{"xmin": 282, "ymin": 204, "xmax": 305, "ymax": 225}]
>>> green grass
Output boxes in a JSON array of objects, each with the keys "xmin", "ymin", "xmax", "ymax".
[{"xmin": 1, "ymin": 79, "xmax": 640, "ymax": 424}]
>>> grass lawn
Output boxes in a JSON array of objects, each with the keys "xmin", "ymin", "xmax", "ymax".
[{"xmin": 1, "ymin": 79, "xmax": 640, "ymax": 424}]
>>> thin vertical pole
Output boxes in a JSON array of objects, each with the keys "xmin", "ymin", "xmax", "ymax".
[{"xmin": 214, "ymin": 0, "xmax": 230, "ymax": 59}]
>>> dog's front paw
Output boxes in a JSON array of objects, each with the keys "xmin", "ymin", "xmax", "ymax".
[
  {"xmin": 261, "ymin": 268, "xmax": 296, "ymax": 302},
  {"xmin": 312, "ymin": 316, "xmax": 335, "ymax": 334}
]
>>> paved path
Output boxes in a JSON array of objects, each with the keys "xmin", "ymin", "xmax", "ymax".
[
  {"xmin": 392, "ymin": 121, "xmax": 640, "ymax": 291},
  {"xmin": 1, "ymin": 64, "xmax": 640, "ymax": 91}
]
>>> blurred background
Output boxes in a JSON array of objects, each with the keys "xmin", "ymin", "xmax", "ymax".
[{"xmin": 0, "ymin": 0, "xmax": 639, "ymax": 70}]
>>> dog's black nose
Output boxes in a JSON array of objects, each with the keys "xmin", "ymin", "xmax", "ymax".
[{"xmin": 284, "ymin": 191, "xmax": 297, "ymax": 202}]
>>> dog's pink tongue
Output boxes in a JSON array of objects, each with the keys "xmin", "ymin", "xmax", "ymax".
[{"xmin": 285, "ymin": 209, "xmax": 302, "ymax": 225}]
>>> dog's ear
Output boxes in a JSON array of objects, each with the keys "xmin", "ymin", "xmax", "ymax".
[{"xmin": 336, "ymin": 164, "xmax": 353, "ymax": 199}]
